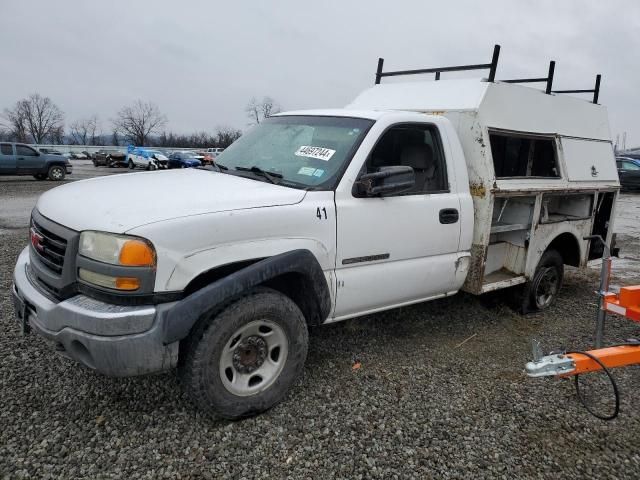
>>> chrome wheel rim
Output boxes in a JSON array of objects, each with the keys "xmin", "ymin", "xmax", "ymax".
[
  {"xmin": 50, "ymin": 167, "xmax": 63, "ymax": 180},
  {"xmin": 535, "ymin": 267, "xmax": 559, "ymax": 309},
  {"xmin": 219, "ymin": 320, "xmax": 288, "ymax": 397}
]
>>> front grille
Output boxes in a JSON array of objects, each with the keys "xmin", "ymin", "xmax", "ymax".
[{"xmin": 31, "ymin": 219, "xmax": 68, "ymax": 274}]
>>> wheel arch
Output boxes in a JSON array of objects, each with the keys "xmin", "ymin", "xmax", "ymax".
[
  {"xmin": 160, "ymin": 249, "xmax": 331, "ymax": 344},
  {"xmin": 547, "ymin": 232, "xmax": 582, "ymax": 267}
]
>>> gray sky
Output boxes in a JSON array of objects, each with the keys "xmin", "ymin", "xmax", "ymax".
[{"xmin": 1, "ymin": 0, "xmax": 639, "ymax": 147}]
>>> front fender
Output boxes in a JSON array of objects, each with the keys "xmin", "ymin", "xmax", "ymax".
[{"xmin": 158, "ymin": 249, "xmax": 331, "ymax": 344}]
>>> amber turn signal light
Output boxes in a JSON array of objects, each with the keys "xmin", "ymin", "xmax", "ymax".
[{"xmin": 119, "ymin": 240, "xmax": 156, "ymax": 267}]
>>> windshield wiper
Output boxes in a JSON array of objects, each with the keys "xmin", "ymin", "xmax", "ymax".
[
  {"xmin": 212, "ymin": 162, "xmax": 228, "ymax": 172},
  {"xmin": 235, "ymin": 166, "xmax": 283, "ymax": 184}
]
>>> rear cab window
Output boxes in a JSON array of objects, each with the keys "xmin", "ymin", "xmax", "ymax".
[{"xmin": 0, "ymin": 143, "xmax": 13, "ymax": 155}]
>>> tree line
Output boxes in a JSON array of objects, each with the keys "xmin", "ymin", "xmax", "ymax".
[{"xmin": 0, "ymin": 94, "xmax": 280, "ymax": 149}]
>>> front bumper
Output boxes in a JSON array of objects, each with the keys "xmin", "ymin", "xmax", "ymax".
[{"xmin": 12, "ymin": 247, "xmax": 178, "ymax": 376}]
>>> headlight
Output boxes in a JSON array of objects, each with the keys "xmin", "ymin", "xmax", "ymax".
[{"xmin": 79, "ymin": 231, "xmax": 156, "ymax": 267}]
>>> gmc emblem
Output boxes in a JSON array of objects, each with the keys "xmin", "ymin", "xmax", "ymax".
[{"xmin": 30, "ymin": 228, "xmax": 44, "ymax": 252}]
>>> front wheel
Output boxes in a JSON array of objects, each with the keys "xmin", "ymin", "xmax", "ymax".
[
  {"xmin": 128, "ymin": 160, "xmax": 135, "ymax": 170},
  {"xmin": 47, "ymin": 165, "xmax": 65, "ymax": 181},
  {"xmin": 179, "ymin": 288, "xmax": 308, "ymax": 419},
  {"xmin": 33, "ymin": 173, "xmax": 47, "ymax": 180}
]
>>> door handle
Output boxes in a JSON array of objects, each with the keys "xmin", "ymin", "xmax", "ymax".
[{"xmin": 439, "ymin": 208, "xmax": 459, "ymax": 224}]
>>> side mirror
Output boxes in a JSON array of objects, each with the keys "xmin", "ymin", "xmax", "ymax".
[{"xmin": 356, "ymin": 166, "xmax": 415, "ymax": 197}]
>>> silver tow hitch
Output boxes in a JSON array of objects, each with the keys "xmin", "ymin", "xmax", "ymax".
[{"xmin": 524, "ymin": 339, "xmax": 576, "ymax": 377}]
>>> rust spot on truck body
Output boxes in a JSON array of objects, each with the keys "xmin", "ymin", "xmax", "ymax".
[{"xmin": 469, "ymin": 183, "xmax": 486, "ymax": 198}]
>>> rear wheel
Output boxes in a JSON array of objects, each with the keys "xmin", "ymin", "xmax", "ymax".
[
  {"xmin": 128, "ymin": 160, "xmax": 134, "ymax": 170},
  {"xmin": 47, "ymin": 165, "xmax": 65, "ymax": 181},
  {"xmin": 519, "ymin": 249, "xmax": 564, "ymax": 313},
  {"xmin": 179, "ymin": 288, "xmax": 308, "ymax": 419}
]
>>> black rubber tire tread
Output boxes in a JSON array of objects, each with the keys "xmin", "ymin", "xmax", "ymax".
[
  {"xmin": 178, "ymin": 287, "xmax": 308, "ymax": 419},
  {"xmin": 520, "ymin": 249, "xmax": 564, "ymax": 313},
  {"xmin": 47, "ymin": 165, "xmax": 65, "ymax": 181}
]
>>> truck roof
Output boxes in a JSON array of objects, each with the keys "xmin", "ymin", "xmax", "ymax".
[
  {"xmin": 274, "ymin": 109, "xmax": 386, "ymax": 121},
  {"xmin": 346, "ymin": 78, "xmax": 612, "ymax": 141}
]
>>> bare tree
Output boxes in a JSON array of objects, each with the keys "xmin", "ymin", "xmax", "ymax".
[
  {"xmin": 245, "ymin": 96, "xmax": 280, "ymax": 125},
  {"xmin": 3, "ymin": 94, "xmax": 64, "ymax": 144},
  {"xmin": 70, "ymin": 115, "xmax": 100, "ymax": 145},
  {"xmin": 245, "ymin": 97, "xmax": 261, "ymax": 125},
  {"xmin": 112, "ymin": 100, "xmax": 167, "ymax": 146},
  {"xmin": 260, "ymin": 96, "xmax": 279, "ymax": 120},
  {"xmin": 214, "ymin": 126, "xmax": 242, "ymax": 148}
]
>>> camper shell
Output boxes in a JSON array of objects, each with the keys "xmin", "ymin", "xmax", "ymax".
[{"xmin": 348, "ymin": 76, "xmax": 619, "ymax": 294}]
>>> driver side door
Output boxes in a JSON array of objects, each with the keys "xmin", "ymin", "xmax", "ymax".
[
  {"xmin": 15, "ymin": 145, "xmax": 41, "ymax": 174},
  {"xmin": 333, "ymin": 122, "xmax": 462, "ymax": 319}
]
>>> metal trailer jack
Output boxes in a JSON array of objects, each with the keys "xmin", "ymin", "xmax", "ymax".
[{"xmin": 525, "ymin": 235, "xmax": 640, "ymax": 420}]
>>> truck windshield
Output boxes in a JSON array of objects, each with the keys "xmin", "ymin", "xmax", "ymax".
[{"xmin": 215, "ymin": 115, "xmax": 373, "ymax": 189}]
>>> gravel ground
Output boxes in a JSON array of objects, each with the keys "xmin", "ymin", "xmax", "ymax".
[{"xmin": 1, "ymin": 176, "xmax": 640, "ymax": 479}]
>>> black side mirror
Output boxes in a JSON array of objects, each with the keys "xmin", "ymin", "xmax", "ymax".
[{"xmin": 356, "ymin": 165, "xmax": 415, "ymax": 197}]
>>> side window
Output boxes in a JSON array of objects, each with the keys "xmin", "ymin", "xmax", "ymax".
[
  {"xmin": 16, "ymin": 145, "xmax": 38, "ymax": 156},
  {"xmin": 365, "ymin": 124, "xmax": 448, "ymax": 194},
  {"xmin": 0, "ymin": 143, "xmax": 13, "ymax": 155},
  {"xmin": 623, "ymin": 161, "xmax": 640, "ymax": 171},
  {"xmin": 489, "ymin": 132, "xmax": 559, "ymax": 178}
]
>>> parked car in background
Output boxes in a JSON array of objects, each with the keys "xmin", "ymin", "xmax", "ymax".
[
  {"xmin": 616, "ymin": 156, "xmax": 640, "ymax": 191},
  {"xmin": 168, "ymin": 151, "xmax": 202, "ymax": 168},
  {"xmin": 206, "ymin": 147, "xmax": 225, "ymax": 157},
  {"xmin": 93, "ymin": 149, "xmax": 127, "ymax": 167},
  {"xmin": 0, "ymin": 142, "xmax": 72, "ymax": 180},
  {"xmin": 127, "ymin": 146, "xmax": 169, "ymax": 170},
  {"xmin": 195, "ymin": 151, "xmax": 214, "ymax": 165},
  {"xmin": 69, "ymin": 151, "xmax": 89, "ymax": 160},
  {"xmin": 38, "ymin": 147, "xmax": 64, "ymax": 156}
]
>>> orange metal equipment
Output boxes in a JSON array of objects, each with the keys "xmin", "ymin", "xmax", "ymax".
[
  {"xmin": 563, "ymin": 345, "xmax": 640, "ymax": 376},
  {"xmin": 525, "ymin": 235, "xmax": 640, "ymax": 419},
  {"xmin": 603, "ymin": 286, "xmax": 640, "ymax": 323}
]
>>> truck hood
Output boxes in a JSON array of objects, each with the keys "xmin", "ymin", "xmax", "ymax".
[{"xmin": 36, "ymin": 169, "xmax": 307, "ymax": 233}]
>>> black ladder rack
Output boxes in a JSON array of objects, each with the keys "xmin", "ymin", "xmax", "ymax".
[
  {"xmin": 373, "ymin": 44, "xmax": 602, "ymax": 104},
  {"xmin": 375, "ymin": 44, "xmax": 501, "ymax": 84}
]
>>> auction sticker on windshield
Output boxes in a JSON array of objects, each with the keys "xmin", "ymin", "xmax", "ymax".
[{"xmin": 295, "ymin": 146, "xmax": 336, "ymax": 161}]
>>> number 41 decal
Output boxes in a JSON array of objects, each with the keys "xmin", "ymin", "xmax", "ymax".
[{"xmin": 316, "ymin": 207, "xmax": 328, "ymax": 220}]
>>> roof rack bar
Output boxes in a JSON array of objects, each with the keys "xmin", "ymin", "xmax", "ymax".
[
  {"xmin": 593, "ymin": 74, "xmax": 601, "ymax": 104},
  {"xmin": 375, "ymin": 58, "xmax": 384, "ymax": 85},
  {"xmin": 500, "ymin": 61, "xmax": 556, "ymax": 94},
  {"xmin": 502, "ymin": 77, "xmax": 549, "ymax": 84},
  {"xmin": 552, "ymin": 74, "xmax": 602, "ymax": 104},
  {"xmin": 374, "ymin": 44, "xmax": 501, "ymax": 85},
  {"xmin": 553, "ymin": 89, "xmax": 596, "ymax": 93},
  {"xmin": 488, "ymin": 44, "xmax": 500, "ymax": 82},
  {"xmin": 545, "ymin": 61, "xmax": 556, "ymax": 94}
]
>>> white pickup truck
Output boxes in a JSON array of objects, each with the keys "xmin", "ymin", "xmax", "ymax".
[{"xmin": 12, "ymin": 47, "xmax": 620, "ymax": 418}]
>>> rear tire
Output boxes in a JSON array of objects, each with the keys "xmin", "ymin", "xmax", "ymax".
[
  {"xmin": 179, "ymin": 288, "xmax": 308, "ymax": 419},
  {"xmin": 519, "ymin": 249, "xmax": 564, "ymax": 313},
  {"xmin": 128, "ymin": 160, "xmax": 134, "ymax": 170},
  {"xmin": 47, "ymin": 165, "xmax": 65, "ymax": 181}
]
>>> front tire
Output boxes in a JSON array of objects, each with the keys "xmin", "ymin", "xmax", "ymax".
[
  {"xmin": 47, "ymin": 165, "xmax": 65, "ymax": 181},
  {"xmin": 33, "ymin": 173, "xmax": 47, "ymax": 180},
  {"xmin": 128, "ymin": 160, "xmax": 135, "ymax": 170},
  {"xmin": 179, "ymin": 288, "xmax": 308, "ymax": 419}
]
